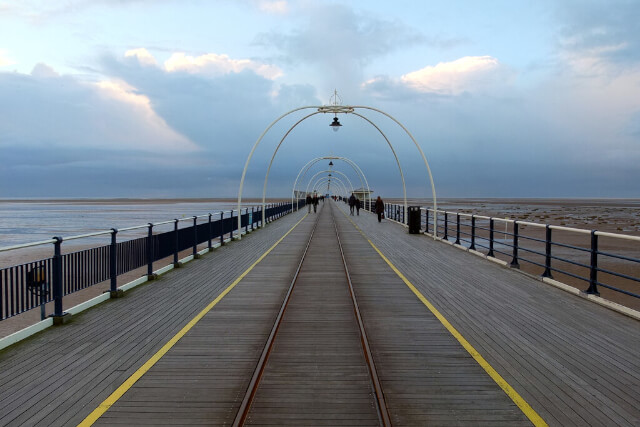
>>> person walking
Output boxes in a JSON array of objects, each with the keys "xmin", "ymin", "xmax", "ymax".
[
  {"xmin": 375, "ymin": 196, "xmax": 385, "ymax": 223},
  {"xmin": 348, "ymin": 193, "xmax": 356, "ymax": 216},
  {"xmin": 355, "ymin": 197, "xmax": 360, "ymax": 215},
  {"xmin": 306, "ymin": 193, "xmax": 312, "ymax": 213},
  {"xmin": 312, "ymin": 194, "xmax": 319, "ymax": 213}
]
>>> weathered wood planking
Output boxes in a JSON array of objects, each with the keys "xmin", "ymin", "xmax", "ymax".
[
  {"xmin": 333, "ymin": 205, "xmax": 531, "ymax": 426},
  {"xmin": 245, "ymin": 204, "xmax": 380, "ymax": 425},
  {"xmin": 0, "ymin": 209, "xmax": 311, "ymax": 427},
  {"xmin": 336, "ymin": 203, "xmax": 640, "ymax": 427}
]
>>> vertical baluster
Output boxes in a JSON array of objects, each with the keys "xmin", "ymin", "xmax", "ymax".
[
  {"xmin": 542, "ymin": 225, "xmax": 552, "ymax": 277},
  {"xmin": 443, "ymin": 212, "xmax": 448, "ymax": 241},
  {"xmin": 510, "ymin": 221, "xmax": 520, "ymax": 268},
  {"xmin": 173, "ymin": 219, "xmax": 180, "ymax": 266},
  {"xmin": 193, "ymin": 216, "xmax": 198, "ymax": 257},
  {"xmin": 220, "ymin": 212, "xmax": 225, "ymax": 246},
  {"xmin": 470, "ymin": 215, "xmax": 476, "ymax": 250},
  {"xmin": 147, "ymin": 223, "xmax": 155, "ymax": 279},
  {"xmin": 455, "ymin": 214, "xmax": 461, "ymax": 245},
  {"xmin": 488, "ymin": 219, "xmax": 495, "ymax": 257},
  {"xmin": 585, "ymin": 231, "xmax": 600, "ymax": 295},
  {"xmin": 110, "ymin": 228, "xmax": 120, "ymax": 297},
  {"xmin": 52, "ymin": 237, "xmax": 67, "ymax": 323},
  {"xmin": 208, "ymin": 213, "xmax": 213, "ymax": 251}
]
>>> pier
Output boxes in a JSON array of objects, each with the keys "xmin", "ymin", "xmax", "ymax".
[{"xmin": 0, "ymin": 200, "xmax": 638, "ymax": 426}]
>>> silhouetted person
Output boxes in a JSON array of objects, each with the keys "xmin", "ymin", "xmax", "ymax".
[
  {"xmin": 312, "ymin": 194, "xmax": 319, "ymax": 213},
  {"xmin": 356, "ymin": 198, "xmax": 360, "ymax": 215},
  {"xmin": 349, "ymin": 193, "xmax": 356, "ymax": 215},
  {"xmin": 375, "ymin": 196, "xmax": 385, "ymax": 223},
  {"xmin": 306, "ymin": 193, "xmax": 312, "ymax": 213}
]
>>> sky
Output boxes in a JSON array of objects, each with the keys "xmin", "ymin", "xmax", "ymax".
[{"xmin": 0, "ymin": 0, "xmax": 639, "ymax": 199}]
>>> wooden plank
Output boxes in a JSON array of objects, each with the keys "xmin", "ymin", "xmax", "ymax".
[
  {"xmin": 244, "ymin": 205, "xmax": 380, "ymax": 425},
  {"xmin": 0, "ymin": 210, "xmax": 311, "ymax": 427},
  {"xmin": 336, "ymin": 203, "xmax": 640, "ymax": 426}
]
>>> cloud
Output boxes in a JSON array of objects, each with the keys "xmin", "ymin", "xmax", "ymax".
[
  {"xmin": 254, "ymin": 3, "xmax": 424, "ymax": 90},
  {"xmin": 123, "ymin": 48, "xmax": 283, "ymax": 80},
  {"xmin": 124, "ymin": 48, "xmax": 158, "ymax": 66},
  {"xmin": 0, "ymin": 48, "xmax": 16, "ymax": 67},
  {"xmin": 0, "ymin": 63, "xmax": 198, "ymax": 153},
  {"xmin": 164, "ymin": 52, "xmax": 283, "ymax": 80},
  {"xmin": 557, "ymin": 0, "xmax": 640, "ymax": 70},
  {"xmin": 401, "ymin": 56, "xmax": 501, "ymax": 95},
  {"xmin": 363, "ymin": 56, "xmax": 509, "ymax": 97},
  {"xmin": 255, "ymin": 0, "xmax": 288, "ymax": 15}
]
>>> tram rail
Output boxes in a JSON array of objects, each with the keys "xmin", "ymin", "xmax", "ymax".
[{"xmin": 232, "ymin": 202, "xmax": 391, "ymax": 426}]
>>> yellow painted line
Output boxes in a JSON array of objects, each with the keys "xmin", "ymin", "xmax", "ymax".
[
  {"xmin": 339, "ymin": 208, "xmax": 548, "ymax": 427},
  {"xmin": 78, "ymin": 213, "xmax": 309, "ymax": 427}
]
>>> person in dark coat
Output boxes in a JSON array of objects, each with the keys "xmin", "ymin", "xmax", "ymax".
[
  {"xmin": 312, "ymin": 194, "xmax": 319, "ymax": 213},
  {"xmin": 355, "ymin": 197, "xmax": 360, "ymax": 215},
  {"xmin": 375, "ymin": 196, "xmax": 385, "ymax": 223},
  {"xmin": 348, "ymin": 193, "xmax": 356, "ymax": 215},
  {"xmin": 306, "ymin": 193, "xmax": 312, "ymax": 213}
]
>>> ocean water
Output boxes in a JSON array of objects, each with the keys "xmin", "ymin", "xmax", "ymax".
[{"xmin": 0, "ymin": 201, "xmax": 260, "ymax": 247}]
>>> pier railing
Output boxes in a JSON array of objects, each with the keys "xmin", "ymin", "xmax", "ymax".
[
  {"xmin": 362, "ymin": 202, "xmax": 639, "ymax": 303},
  {"xmin": 0, "ymin": 201, "xmax": 303, "ymax": 322},
  {"xmin": 420, "ymin": 208, "xmax": 640, "ymax": 302}
]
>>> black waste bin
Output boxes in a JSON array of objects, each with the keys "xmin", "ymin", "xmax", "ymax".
[{"xmin": 408, "ymin": 206, "xmax": 421, "ymax": 234}]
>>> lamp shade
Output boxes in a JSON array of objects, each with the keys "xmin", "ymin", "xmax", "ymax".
[{"xmin": 330, "ymin": 116, "xmax": 342, "ymax": 132}]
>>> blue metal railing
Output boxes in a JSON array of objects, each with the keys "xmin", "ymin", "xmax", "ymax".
[
  {"xmin": 0, "ymin": 200, "xmax": 305, "ymax": 321},
  {"xmin": 420, "ymin": 208, "xmax": 640, "ymax": 300}
]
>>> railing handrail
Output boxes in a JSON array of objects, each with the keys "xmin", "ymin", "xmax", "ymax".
[
  {"xmin": 421, "ymin": 205, "xmax": 639, "ymax": 300},
  {"xmin": 424, "ymin": 208, "xmax": 637, "ymax": 241},
  {"xmin": 0, "ymin": 199, "xmax": 303, "ymax": 322},
  {"xmin": 0, "ymin": 204, "xmax": 288, "ymax": 253}
]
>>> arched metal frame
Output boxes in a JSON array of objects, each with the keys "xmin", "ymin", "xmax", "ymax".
[
  {"xmin": 238, "ymin": 104, "xmax": 436, "ymax": 236},
  {"xmin": 304, "ymin": 170, "xmax": 355, "ymax": 198},
  {"xmin": 312, "ymin": 176, "xmax": 349, "ymax": 198},
  {"xmin": 310, "ymin": 176, "xmax": 351, "ymax": 198},
  {"xmin": 259, "ymin": 111, "xmax": 407, "ymax": 227},
  {"xmin": 292, "ymin": 156, "xmax": 370, "ymax": 211}
]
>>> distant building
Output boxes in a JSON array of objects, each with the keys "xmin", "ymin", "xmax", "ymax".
[{"xmin": 352, "ymin": 188, "xmax": 373, "ymax": 202}]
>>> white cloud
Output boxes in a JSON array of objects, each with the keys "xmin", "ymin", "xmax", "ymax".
[
  {"xmin": 94, "ymin": 79, "xmax": 199, "ymax": 152},
  {"xmin": 0, "ymin": 64, "xmax": 198, "ymax": 155},
  {"xmin": 400, "ymin": 56, "xmax": 501, "ymax": 95},
  {"xmin": 125, "ymin": 48, "xmax": 158, "ymax": 66},
  {"xmin": 256, "ymin": 0, "xmax": 288, "ymax": 15},
  {"xmin": 164, "ymin": 52, "xmax": 283, "ymax": 80},
  {"xmin": 0, "ymin": 48, "xmax": 16, "ymax": 67}
]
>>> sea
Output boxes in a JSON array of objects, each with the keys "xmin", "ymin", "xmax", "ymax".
[{"xmin": 0, "ymin": 200, "xmax": 259, "ymax": 247}]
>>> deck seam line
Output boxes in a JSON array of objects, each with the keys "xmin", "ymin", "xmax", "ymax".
[
  {"xmin": 76, "ymin": 213, "xmax": 308, "ymax": 427},
  {"xmin": 337, "ymin": 206, "xmax": 549, "ymax": 427}
]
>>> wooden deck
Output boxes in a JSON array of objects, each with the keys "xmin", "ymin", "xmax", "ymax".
[
  {"xmin": 333, "ymin": 202, "xmax": 640, "ymax": 426},
  {"xmin": 0, "ymin": 200, "xmax": 638, "ymax": 426}
]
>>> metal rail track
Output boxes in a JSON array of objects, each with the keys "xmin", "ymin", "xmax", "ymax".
[
  {"xmin": 330, "ymin": 203, "xmax": 392, "ymax": 427},
  {"xmin": 232, "ymin": 202, "xmax": 391, "ymax": 426}
]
